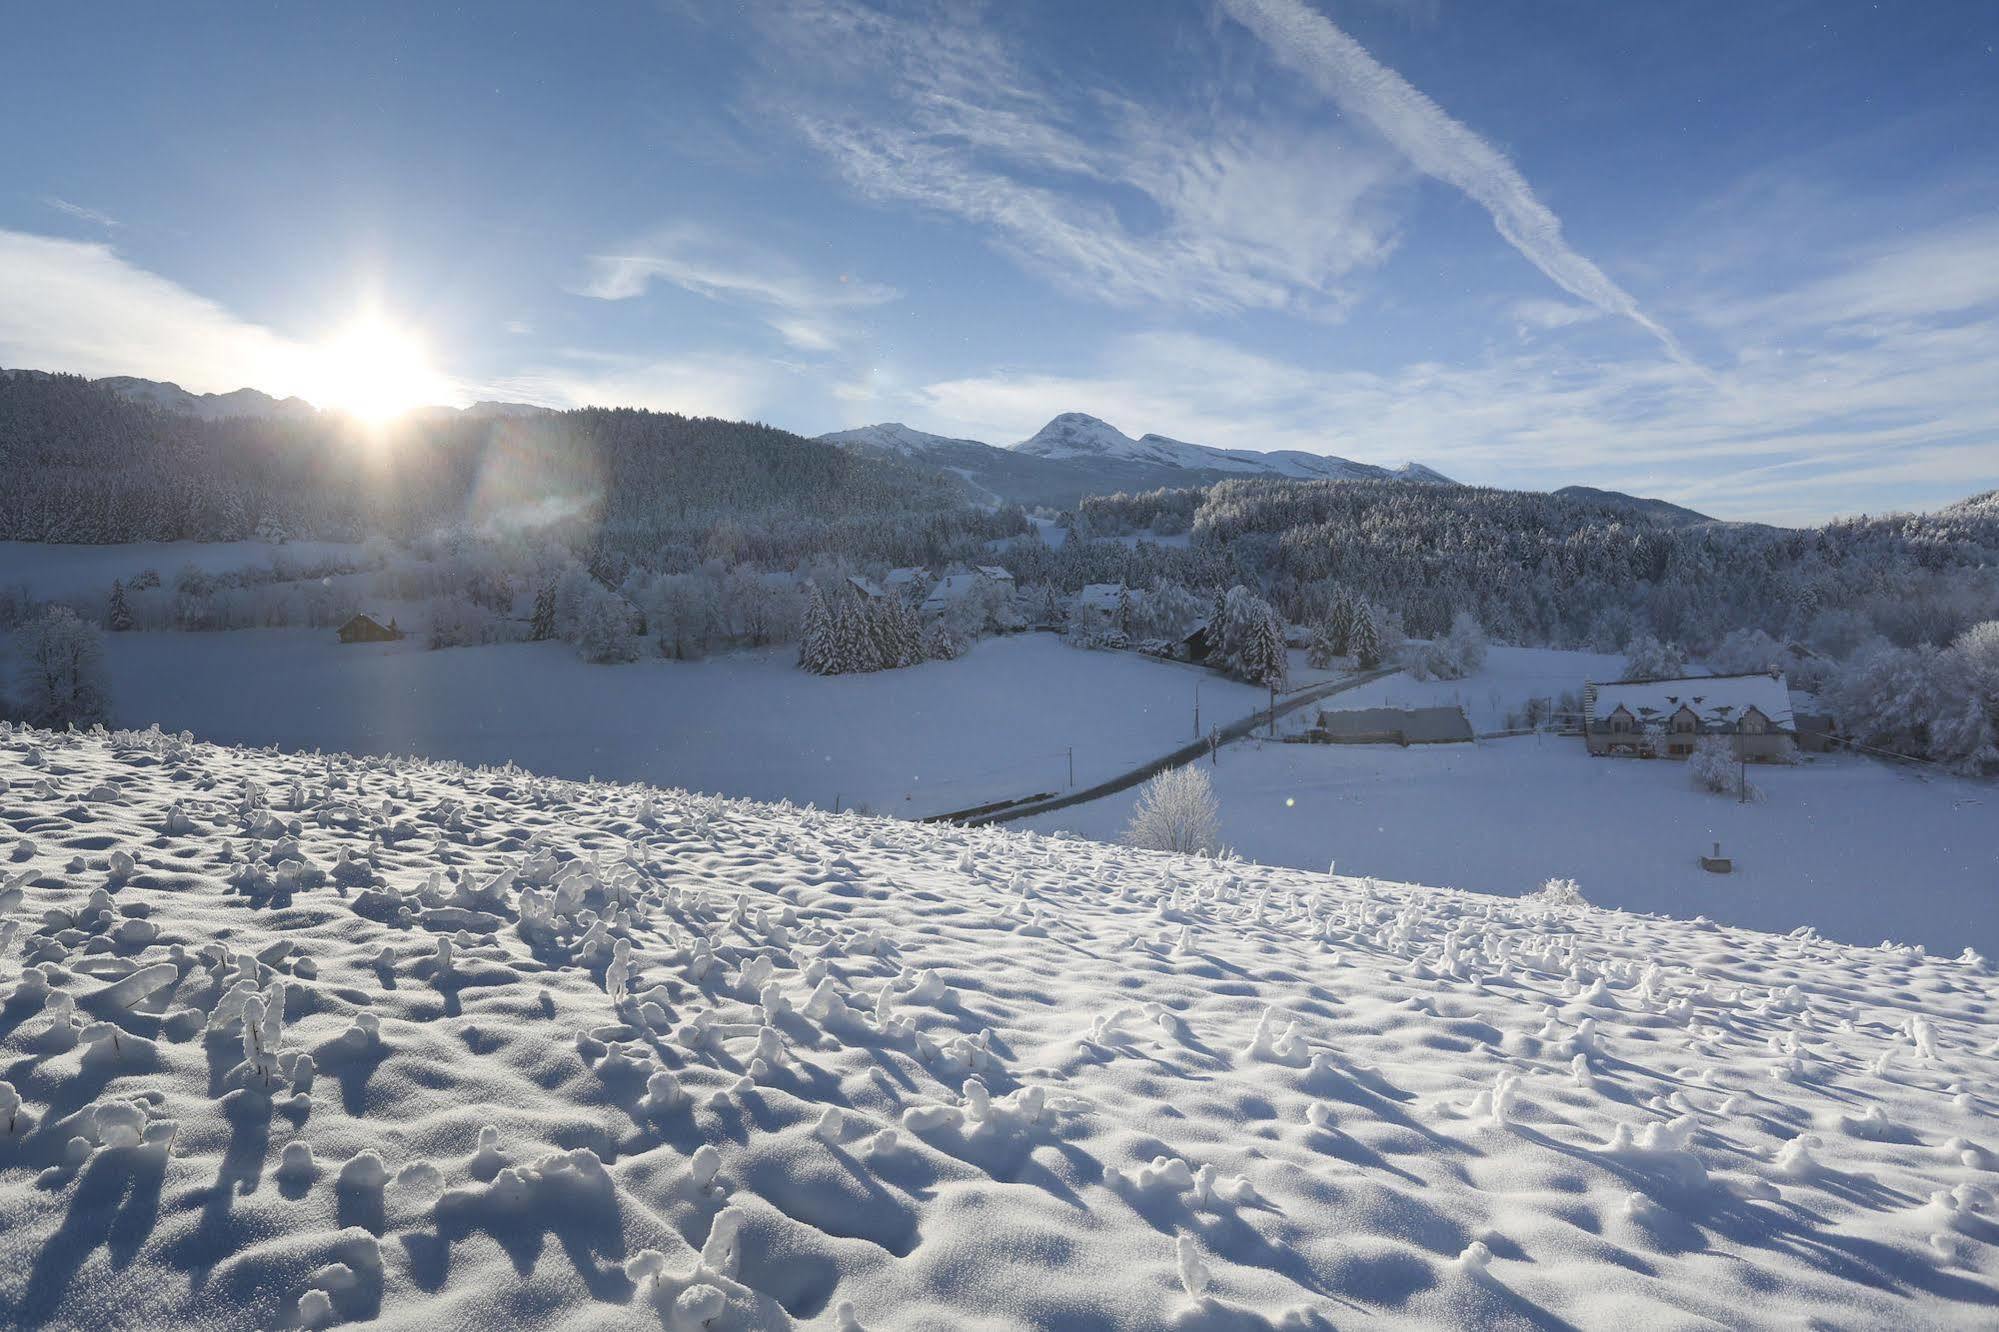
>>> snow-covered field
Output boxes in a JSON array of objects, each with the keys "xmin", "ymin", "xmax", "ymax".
[
  {"xmin": 72, "ymin": 631, "xmax": 1265, "ymax": 819},
  {"xmin": 3, "ymin": 724, "xmax": 1997, "ymax": 1328},
  {"xmin": 1026, "ymin": 737, "xmax": 1999, "ymax": 958},
  {"xmin": 0, "ymin": 540, "xmax": 372, "ymax": 603}
]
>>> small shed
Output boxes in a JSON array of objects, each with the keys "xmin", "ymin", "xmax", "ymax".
[
  {"xmin": 337, "ymin": 613, "xmax": 402, "ymax": 644},
  {"xmin": 1313, "ymin": 705, "xmax": 1473, "ymax": 745},
  {"xmin": 1177, "ymin": 619, "xmax": 1215, "ymax": 664}
]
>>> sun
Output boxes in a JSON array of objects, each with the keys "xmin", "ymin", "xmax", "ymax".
[{"xmin": 308, "ymin": 313, "xmax": 451, "ymax": 423}]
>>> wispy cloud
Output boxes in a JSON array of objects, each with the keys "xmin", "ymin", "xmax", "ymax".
[
  {"xmin": 1217, "ymin": 0, "xmax": 1696, "ymax": 369},
  {"xmin": 0, "ymin": 229, "xmax": 311, "ymax": 393},
  {"xmin": 903, "ymin": 221, "xmax": 1999, "ymax": 524},
  {"xmin": 577, "ymin": 224, "xmax": 897, "ymax": 352},
  {"xmin": 43, "ymin": 196, "xmax": 120, "ymax": 229},
  {"xmin": 754, "ymin": 0, "xmax": 1407, "ymax": 316},
  {"xmin": 486, "ymin": 348, "xmax": 782, "ymax": 420}
]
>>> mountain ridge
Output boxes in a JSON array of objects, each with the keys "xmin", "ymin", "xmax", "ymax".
[{"xmin": 821, "ymin": 413, "xmax": 1460, "ymax": 511}]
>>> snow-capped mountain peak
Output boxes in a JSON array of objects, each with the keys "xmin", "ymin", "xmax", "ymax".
[
  {"xmin": 1011, "ymin": 412, "xmax": 1454, "ymax": 484},
  {"xmin": 1012, "ymin": 412, "xmax": 1146, "ymax": 461},
  {"xmin": 816, "ymin": 422, "xmax": 992, "ymax": 458}
]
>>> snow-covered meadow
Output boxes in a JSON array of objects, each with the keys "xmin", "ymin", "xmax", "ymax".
[
  {"xmin": 0, "ymin": 539, "xmax": 373, "ymax": 606},
  {"xmin": 1027, "ymin": 737, "xmax": 1999, "ymax": 959},
  {"xmin": 62, "ymin": 629, "xmax": 1267, "ymax": 819},
  {"xmin": 3, "ymin": 724, "xmax": 1997, "ymax": 1328}
]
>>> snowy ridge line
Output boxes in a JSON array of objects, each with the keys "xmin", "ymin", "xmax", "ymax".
[{"xmin": 2, "ymin": 721, "xmax": 1997, "ymax": 1329}]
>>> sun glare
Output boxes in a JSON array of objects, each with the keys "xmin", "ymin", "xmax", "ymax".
[{"xmin": 308, "ymin": 314, "xmax": 451, "ymax": 423}]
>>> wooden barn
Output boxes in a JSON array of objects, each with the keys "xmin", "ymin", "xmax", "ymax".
[{"xmin": 337, "ymin": 613, "xmax": 403, "ymax": 644}]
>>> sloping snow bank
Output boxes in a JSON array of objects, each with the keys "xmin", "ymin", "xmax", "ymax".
[{"xmin": 1, "ymin": 723, "xmax": 1995, "ymax": 1328}]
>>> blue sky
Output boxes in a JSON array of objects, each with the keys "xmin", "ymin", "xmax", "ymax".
[{"xmin": 3, "ymin": 1, "xmax": 1995, "ymax": 524}]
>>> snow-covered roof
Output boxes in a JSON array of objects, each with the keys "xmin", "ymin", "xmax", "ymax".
[
  {"xmin": 974, "ymin": 565, "xmax": 1014, "ymax": 584},
  {"xmin": 884, "ymin": 566, "xmax": 928, "ymax": 587},
  {"xmin": 1075, "ymin": 582, "xmax": 1129, "ymax": 613},
  {"xmin": 922, "ymin": 573, "xmax": 983, "ymax": 608},
  {"xmin": 846, "ymin": 574, "xmax": 885, "ymax": 600},
  {"xmin": 1585, "ymin": 672, "xmax": 1795, "ymax": 732}
]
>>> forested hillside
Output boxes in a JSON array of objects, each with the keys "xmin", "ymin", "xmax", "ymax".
[
  {"xmin": 1044, "ymin": 478, "xmax": 1999, "ymax": 652},
  {"xmin": 0, "ymin": 371, "xmax": 1022, "ymax": 568}
]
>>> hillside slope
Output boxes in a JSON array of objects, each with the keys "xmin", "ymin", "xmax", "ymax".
[{"xmin": 1, "ymin": 725, "xmax": 1995, "ymax": 1328}]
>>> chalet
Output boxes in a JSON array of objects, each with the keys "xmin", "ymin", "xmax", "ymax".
[
  {"xmin": 845, "ymin": 574, "xmax": 887, "ymax": 602},
  {"xmin": 1583, "ymin": 671, "xmax": 1795, "ymax": 761},
  {"xmin": 974, "ymin": 565, "xmax": 1015, "ymax": 589},
  {"xmin": 337, "ymin": 613, "xmax": 403, "ymax": 644}
]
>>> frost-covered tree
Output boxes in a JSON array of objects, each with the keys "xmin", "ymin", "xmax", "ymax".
[
  {"xmin": 1828, "ymin": 625, "xmax": 1999, "ymax": 773},
  {"xmin": 577, "ymin": 587, "xmax": 640, "ymax": 663},
  {"xmin": 1708, "ymin": 627, "xmax": 1785, "ymax": 675},
  {"xmin": 1406, "ymin": 611, "xmax": 1487, "ymax": 681},
  {"xmin": 15, "ymin": 605, "xmax": 111, "ymax": 727},
  {"xmin": 428, "ymin": 596, "xmax": 499, "ymax": 649},
  {"xmin": 1621, "ymin": 634, "xmax": 1688, "ymax": 680},
  {"xmin": 1123, "ymin": 765, "xmax": 1222, "ymax": 856}
]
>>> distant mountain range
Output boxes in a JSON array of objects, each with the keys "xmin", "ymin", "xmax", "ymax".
[
  {"xmin": 820, "ymin": 412, "xmax": 1456, "ymax": 510},
  {"xmin": 3, "ymin": 365, "xmax": 1718, "ymax": 524},
  {"xmin": 0, "ymin": 367, "xmax": 551, "ymax": 424}
]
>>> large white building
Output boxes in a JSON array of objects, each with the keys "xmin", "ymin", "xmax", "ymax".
[{"xmin": 1583, "ymin": 671, "xmax": 1797, "ymax": 760}]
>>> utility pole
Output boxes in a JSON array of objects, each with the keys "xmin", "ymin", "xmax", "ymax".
[
  {"xmin": 1067, "ymin": 746, "xmax": 1074, "ymax": 789},
  {"xmin": 1268, "ymin": 681, "xmax": 1277, "ymax": 738},
  {"xmin": 1210, "ymin": 725, "xmax": 1219, "ymax": 765},
  {"xmin": 1193, "ymin": 676, "xmax": 1201, "ymax": 739}
]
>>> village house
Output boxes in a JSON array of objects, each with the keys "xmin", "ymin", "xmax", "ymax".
[
  {"xmin": 921, "ymin": 565, "xmax": 1016, "ymax": 618},
  {"xmin": 883, "ymin": 567, "xmax": 929, "ymax": 601},
  {"xmin": 1582, "ymin": 671, "xmax": 1796, "ymax": 761},
  {"xmin": 336, "ymin": 613, "xmax": 403, "ymax": 644}
]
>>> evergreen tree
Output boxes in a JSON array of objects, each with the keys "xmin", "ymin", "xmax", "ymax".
[
  {"xmin": 798, "ymin": 585, "xmax": 835, "ymax": 674},
  {"xmin": 107, "ymin": 580, "xmax": 133, "ymax": 632},
  {"xmin": 1351, "ymin": 600, "xmax": 1383, "ymax": 670},
  {"xmin": 529, "ymin": 584, "xmax": 557, "ymax": 642},
  {"xmin": 1306, "ymin": 618, "xmax": 1339, "ymax": 670}
]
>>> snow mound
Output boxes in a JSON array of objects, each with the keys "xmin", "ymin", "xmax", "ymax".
[{"xmin": 0, "ymin": 721, "xmax": 1994, "ymax": 1327}]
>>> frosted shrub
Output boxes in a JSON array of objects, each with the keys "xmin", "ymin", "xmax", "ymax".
[
  {"xmin": 1123, "ymin": 766, "xmax": 1222, "ymax": 857},
  {"xmin": 1528, "ymin": 877, "xmax": 1589, "ymax": 911},
  {"xmin": 1688, "ymin": 735, "xmax": 1758, "ymax": 799}
]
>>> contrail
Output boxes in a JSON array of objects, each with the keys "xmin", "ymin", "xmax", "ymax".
[{"xmin": 1220, "ymin": 0, "xmax": 1701, "ymax": 373}]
